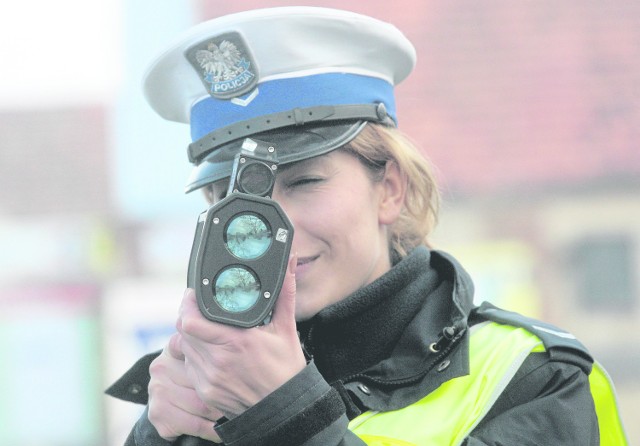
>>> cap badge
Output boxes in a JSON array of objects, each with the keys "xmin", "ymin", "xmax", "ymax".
[{"xmin": 186, "ymin": 32, "xmax": 258, "ymax": 100}]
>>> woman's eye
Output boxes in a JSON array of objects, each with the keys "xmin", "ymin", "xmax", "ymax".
[{"xmin": 288, "ymin": 177, "xmax": 322, "ymax": 188}]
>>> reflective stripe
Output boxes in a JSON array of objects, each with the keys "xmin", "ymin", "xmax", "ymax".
[
  {"xmin": 590, "ymin": 361, "xmax": 629, "ymax": 445},
  {"xmin": 348, "ymin": 321, "xmax": 628, "ymax": 446}
]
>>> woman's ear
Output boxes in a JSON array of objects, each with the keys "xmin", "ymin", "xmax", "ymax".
[{"xmin": 378, "ymin": 161, "xmax": 407, "ymax": 225}]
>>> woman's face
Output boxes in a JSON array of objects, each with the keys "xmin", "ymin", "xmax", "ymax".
[{"xmin": 212, "ymin": 149, "xmax": 405, "ymax": 321}]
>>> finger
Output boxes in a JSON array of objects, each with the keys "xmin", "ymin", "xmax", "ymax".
[
  {"xmin": 166, "ymin": 332, "xmax": 185, "ymax": 361},
  {"xmin": 175, "ymin": 287, "xmax": 192, "ymax": 330},
  {"xmin": 148, "ymin": 355, "xmax": 224, "ymax": 427},
  {"xmin": 270, "ymin": 252, "xmax": 297, "ymax": 330},
  {"xmin": 169, "ymin": 382, "xmax": 225, "ymax": 422},
  {"xmin": 178, "ymin": 288, "xmax": 214, "ymax": 338},
  {"xmin": 148, "ymin": 400, "xmax": 223, "ymax": 443},
  {"xmin": 151, "ymin": 349, "xmax": 193, "ymax": 389},
  {"xmin": 181, "ymin": 288, "xmax": 199, "ymax": 315}
]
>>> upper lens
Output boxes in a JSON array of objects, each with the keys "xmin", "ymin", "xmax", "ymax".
[
  {"xmin": 214, "ymin": 266, "xmax": 260, "ymax": 313},
  {"xmin": 225, "ymin": 213, "xmax": 272, "ymax": 259},
  {"xmin": 237, "ymin": 162, "xmax": 274, "ymax": 196}
]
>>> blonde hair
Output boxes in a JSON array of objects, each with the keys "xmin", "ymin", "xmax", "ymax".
[{"xmin": 342, "ymin": 123, "xmax": 440, "ymax": 259}]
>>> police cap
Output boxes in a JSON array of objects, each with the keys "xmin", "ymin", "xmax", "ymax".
[{"xmin": 142, "ymin": 6, "xmax": 416, "ymax": 193}]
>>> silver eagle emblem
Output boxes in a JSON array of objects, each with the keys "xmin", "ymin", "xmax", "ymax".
[
  {"xmin": 195, "ymin": 41, "xmax": 243, "ymax": 82},
  {"xmin": 188, "ymin": 34, "xmax": 258, "ymax": 99}
]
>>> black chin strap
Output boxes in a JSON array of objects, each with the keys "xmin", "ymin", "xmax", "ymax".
[{"xmin": 187, "ymin": 102, "xmax": 392, "ymax": 163}]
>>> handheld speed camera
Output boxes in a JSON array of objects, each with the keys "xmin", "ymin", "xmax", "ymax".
[{"xmin": 187, "ymin": 138, "xmax": 294, "ymax": 327}]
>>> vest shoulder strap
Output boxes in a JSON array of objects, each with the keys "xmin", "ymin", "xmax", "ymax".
[{"xmin": 473, "ymin": 302, "xmax": 593, "ymax": 373}]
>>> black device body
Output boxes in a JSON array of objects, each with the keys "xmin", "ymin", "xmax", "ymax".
[{"xmin": 187, "ymin": 139, "xmax": 294, "ymax": 327}]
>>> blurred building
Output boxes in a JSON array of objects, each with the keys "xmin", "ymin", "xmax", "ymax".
[{"xmin": 0, "ymin": 1, "xmax": 637, "ymax": 444}]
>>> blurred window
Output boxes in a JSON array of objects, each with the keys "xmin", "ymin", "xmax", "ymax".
[{"xmin": 571, "ymin": 235, "xmax": 636, "ymax": 311}]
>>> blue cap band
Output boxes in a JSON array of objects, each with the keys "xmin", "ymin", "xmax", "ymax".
[{"xmin": 190, "ymin": 73, "xmax": 397, "ymax": 141}]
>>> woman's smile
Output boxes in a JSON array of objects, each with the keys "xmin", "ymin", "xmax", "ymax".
[{"xmin": 295, "ymin": 254, "xmax": 319, "ymax": 280}]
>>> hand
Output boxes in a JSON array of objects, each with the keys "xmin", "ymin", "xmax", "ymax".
[
  {"xmin": 147, "ymin": 332, "xmax": 223, "ymax": 443},
  {"xmin": 178, "ymin": 254, "xmax": 306, "ymax": 418}
]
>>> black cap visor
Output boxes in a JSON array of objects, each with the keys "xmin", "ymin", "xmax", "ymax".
[
  {"xmin": 185, "ymin": 120, "xmax": 368, "ymax": 193},
  {"xmin": 185, "ymin": 103, "xmax": 393, "ymax": 193}
]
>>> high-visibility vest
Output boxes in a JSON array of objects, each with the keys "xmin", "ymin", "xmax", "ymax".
[{"xmin": 348, "ymin": 321, "xmax": 628, "ymax": 446}]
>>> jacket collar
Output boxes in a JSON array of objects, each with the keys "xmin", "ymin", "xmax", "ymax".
[{"xmin": 299, "ymin": 247, "xmax": 476, "ymax": 412}]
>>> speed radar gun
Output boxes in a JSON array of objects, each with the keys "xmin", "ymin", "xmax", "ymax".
[{"xmin": 187, "ymin": 138, "xmax": 294, "ymax": 328}]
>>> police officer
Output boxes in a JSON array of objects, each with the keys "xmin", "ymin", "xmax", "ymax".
[{"xmin": 107, "ymin": 7, "xmax": 628, "ymax": 445}]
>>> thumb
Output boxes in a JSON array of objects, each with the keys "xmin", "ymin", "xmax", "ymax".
[
  {"xmin": 270, "ymin": 253, "xmax": 297, "ymax": 330},
  {"xmin": 166, "ymin": 332, "xmax": 185, "ymax": 361}
]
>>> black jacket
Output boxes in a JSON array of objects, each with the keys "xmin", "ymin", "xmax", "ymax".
[{"xmin": 107, "ymin": 247, "xmax": 599, "ymax": 445}]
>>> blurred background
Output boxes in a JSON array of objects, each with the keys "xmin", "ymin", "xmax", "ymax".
[{"xmin": 0, "ymin": 0, "xmax": 638, "ymax": 444}]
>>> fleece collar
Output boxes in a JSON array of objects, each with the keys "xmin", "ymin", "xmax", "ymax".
[{"xmin": 299, "ymin": 247, "xmax": 476, "ymax": 411}]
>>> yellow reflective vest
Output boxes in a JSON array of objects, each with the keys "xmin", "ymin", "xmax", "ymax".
[{"xmin": 348, "ymin": 321, "xmax": 628, "ymax": 446}]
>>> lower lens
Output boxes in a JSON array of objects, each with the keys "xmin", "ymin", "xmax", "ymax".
[
  {"xmin": 214, "ymin": 266, "xmax": 260, "ymax": 313},
  {"xmin": 225, "ymin": 213, "xmax": 272, "ymax": 259}
]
